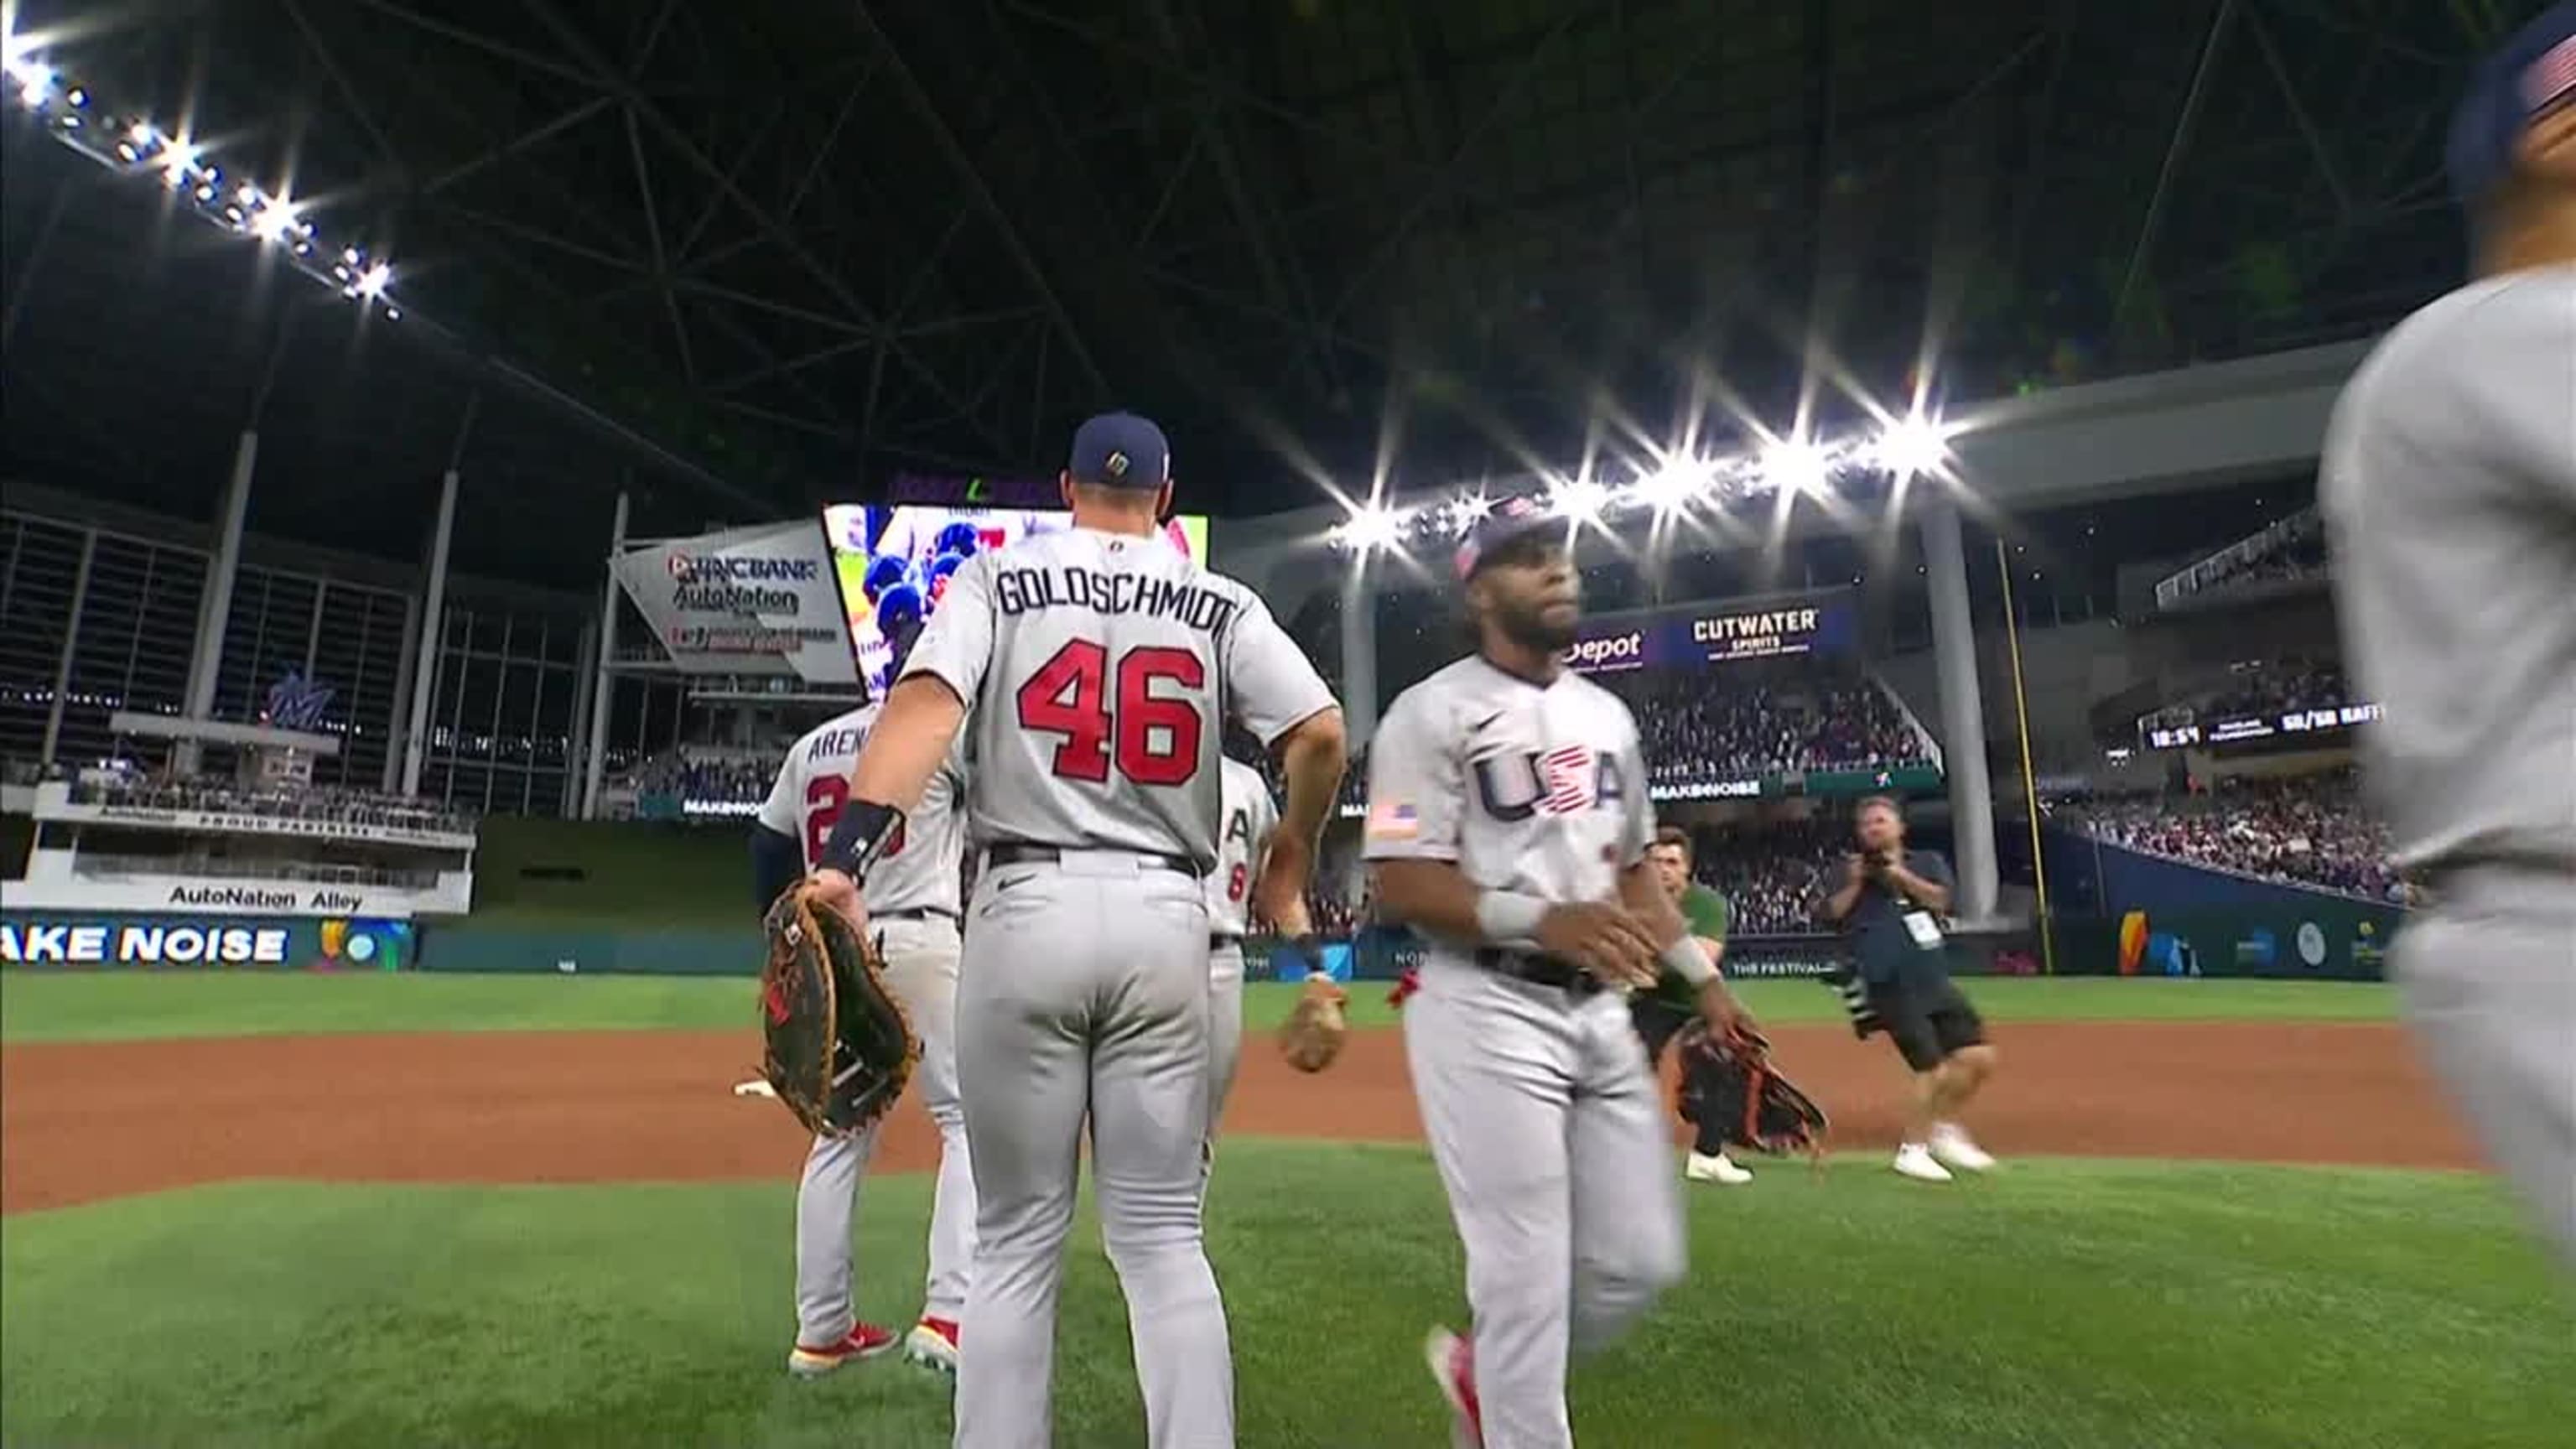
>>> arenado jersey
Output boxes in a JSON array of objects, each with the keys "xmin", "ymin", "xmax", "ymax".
[
  {"xmin": 1362, "ymin": 656, "xmax": 1655, "ymax": 913},
  {"xmin": 900, "ymin": 526, "xmax": 1334, "ymax": 875},
  {"xmin": 1205, "ymin": 758, "xmax": 1280, "ymax": 938},
  {"xmin": 2321, "ymin": 267, "xmax": 2576, "ymax": 875},
  {"xmin": 758, "ymin": 706, "xmax": 968, "ymax": 916}
]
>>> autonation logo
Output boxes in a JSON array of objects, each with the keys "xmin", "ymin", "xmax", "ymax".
[{"xmin": 1565, "ymin": 631, "xmax": 1645, "ymax": 671}]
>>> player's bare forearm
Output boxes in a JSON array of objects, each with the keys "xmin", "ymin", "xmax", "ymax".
[
  {"xmin": 848, "ymin": 675, "xmax": 965, "ymax": 812},
  {"xmin": 1820, "ymin": 880, "xmax": 1864, "ymax": 924},
  {"xmin": 1271, "ymin": 707, "xmax": 1348, "ymax": 863},
  {"xmin": 1368, "ymin": 859, "xmax": 1488, "ymax": 943},
  {"xmin": 1618, "ymin": 862, "xmax": 1688, "ymax": 946},
  {"xmin": 1697, "ymin": 936, "xmax": 1726, "ymax": 974}
]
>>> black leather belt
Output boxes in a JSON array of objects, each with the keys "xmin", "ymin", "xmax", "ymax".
[
  {"xmin": 984, "ymin": 842, "xmax": 1197, "ymax": 876},
  {"xmin": 1474, "ymin": 948, "xmax": 1602, "ymax": 995},
  {"xmin": 1210, "ymin": 933, "xmax": 1243, "ymax": 952},
  {"xmin": 875, "ymin": 907, "xmax": 958, "ymax": 923}
]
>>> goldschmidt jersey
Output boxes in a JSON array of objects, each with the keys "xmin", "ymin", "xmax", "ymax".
[
  {"xmin": 757, "ymin": 706, "xmax": 968, "ymax": 917},
  {"xmin": 1206, "ymin": 757, "xmax": 1280, "ymax": 938},
  {"xmin": 900, "ymin": 526, "xmax": 1334, "ymax": 874},
  {"xmin": 2321, "ymin": 267, "xmax": 2576, "ymax": 875},
  {"xmin": 1362, "ymin": 656, "xmax": 1655, "ymax": 919}
]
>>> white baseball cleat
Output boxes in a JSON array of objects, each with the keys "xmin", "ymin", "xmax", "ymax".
[
  {"xmin": 1685, "ymin": 1150, "xmax": 1754, "ymax": 1185},
  {"xmin": 1929, "ymin": 1123, "xmax": 1997, "ymax": 1173},
  {"xmin": 903, "ymin": 1317, "xmax": 960, "ymax": 1374},
  {"xmin": 1892, "ymin": 1143, "xmax": 1955, "ymax": 1183},
  {"xmin": 1423, "ymin": 1326, "xmax": 1483, "ymax": 1446}
]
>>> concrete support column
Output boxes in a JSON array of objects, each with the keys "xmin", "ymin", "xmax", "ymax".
[
  {"xmin": 564, "ymin": 617, "xmax": 599, "ymax": 818},
  {"xmin": 175, "ymin": 428, "xmax": 259, "ymax": 773},
  {"xmin": 1920, "ymin": 496, "xmax": 2000, "ymax": 922},
  {"xmin": 39, "ymin": 528, "xmax": 97, "ymax": 765},
  {"xmin": 1337, "ymin": 566, "xmax": 1379, "ymax": 751},
  {"xmin": 580, "ymin": 491, "xmax": 631, "ymax": 821},
  {"xmin": 384, "ymin": 589, "xmax": 422, "ymax": 794},
  {"xmin": 400, "ymin": 465, "xmax": 461, "ymax": 797}
]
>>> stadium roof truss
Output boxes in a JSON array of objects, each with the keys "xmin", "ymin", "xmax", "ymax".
[{"xmin": 0, "ymin": 0, "xmax": 2537, "ymax": 569}]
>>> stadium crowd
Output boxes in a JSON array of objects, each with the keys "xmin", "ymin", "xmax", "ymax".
[
  {"xmin": 1680, "ymin": 819, "xmax": 1848, "ymax": 935},
  {"xmin": 2073, "ymin": 771, "xmax": 2402, "ymax": 901},
  {"xmin": 66, "ymin": 777, "xmax": 475, "ymax": 835},
  {"xmin": 619, "ymin": 748, "xmax": 776, "ymax": 807},
  {"xmin": 1602, "ymin": 673, "xmax": 1930, "ymax": 785},
  {"xmin": 2203, "ymin": 657, "xmax": 2350, "ymax": 721}
]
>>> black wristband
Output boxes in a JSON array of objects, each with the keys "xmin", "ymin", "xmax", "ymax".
[{"xmin": 818, "ymin": 799, "xmax": 906, "ymax": 879}]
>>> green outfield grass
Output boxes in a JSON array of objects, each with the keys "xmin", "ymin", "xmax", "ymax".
[
  {"xmin": 3, "ymin": 1148, "xmax": 2565, "ymax": 1448},
  {"xmin": 0, "ymin": 971, "xmax": 2400, "ymax": 1045}
]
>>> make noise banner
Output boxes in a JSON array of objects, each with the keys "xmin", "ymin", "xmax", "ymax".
[{"xmin": 1564, "ymin": 589, "xmax": 1858, "ymax": 675}]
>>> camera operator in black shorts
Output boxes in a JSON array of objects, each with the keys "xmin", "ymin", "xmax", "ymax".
[{"xmin": 1818, "ymin": 797, "xmax": 2001, "ymax": 1184}]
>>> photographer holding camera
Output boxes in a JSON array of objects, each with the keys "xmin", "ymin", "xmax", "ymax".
[{"xmin": 1820, "ymin": 796, "xmax": 2001, "ymax": 1183}]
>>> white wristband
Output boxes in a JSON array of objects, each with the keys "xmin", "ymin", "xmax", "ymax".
[
  {"xmin": 1661, "ymin": 935, "xmax": 1717, "ymax": 987},
  {"xmin": 1472, "ymin": 891, "xmax": 1549, "ymax": 950}
]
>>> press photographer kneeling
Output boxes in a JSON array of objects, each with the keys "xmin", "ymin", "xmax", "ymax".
[{"xmin": 1819, "ymin": 796, "xmax": 2001, "ymax": 1183}]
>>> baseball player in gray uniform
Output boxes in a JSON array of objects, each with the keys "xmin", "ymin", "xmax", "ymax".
[
  {"xmin": 2319, "ymin": 2, "xmax": 2576, "ymax": 1270},
  {"xmin": 751, "ymin": 707, "xmax": 974, "ymax": 1376},
  {"xmin": 803, "ymin": 412, "xmax": 1347, "ymax": 1449},
  {"xmin": 1205, "ymin": 751, "xmax": 1290, "ymax": 1193},
  {"xmin": 1365, "ymin": 494, "xmax": 1749, "ymax": 1448}
]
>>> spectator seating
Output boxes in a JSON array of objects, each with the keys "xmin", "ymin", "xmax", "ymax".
[
  {"xmin": 2070, "ymin": 771, "xmax": 2402, "ymax": 902},
  {"xmin": 1599, "ymin": 670, "xmax": 1934, "ymax": 787},
  {"xmin": 66, "ymin": 776, "xmax": 475, "ymax": 836},
  {"xmin": 2200, "ymin": 656, "xmax": 2350, "ymax": 722}
]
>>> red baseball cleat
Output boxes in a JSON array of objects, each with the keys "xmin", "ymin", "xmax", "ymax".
[
  {"xmin": 1424, "ymin": 1326, "xmax": 1483, "ymax": 1446},
  {"xmin": 904, "ymin": 1316, "xmax": 961, "ymax": 1374},
  {"xmin": 787, "ymin": 1322, "xmax": 899, "ymax": 1378}
]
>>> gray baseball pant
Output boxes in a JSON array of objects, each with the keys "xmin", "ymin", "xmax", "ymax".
[
  {"xmin": 953, "ymin": 850, "xmax": 1232, "ymax": 1449},
  {"xmin": 2394, "ymin": 865, "xmax": 2576, "ymax": 1270},
  {"xmin": 794, "ymin": 914, "xmax": 974, "ymax": 1344},
  {"xmin": 1404, "ymin": 953, "xmax": 1689, "ymax": 1449},
  {"xmin": 1203, "ymin": 938, "xmax": 1246, "ymax": 1205}
]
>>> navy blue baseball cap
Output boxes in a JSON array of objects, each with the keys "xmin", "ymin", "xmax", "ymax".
[
  {"xmin": 1067, "ymin": 412, "xmax": 1171, "ymax": 491},
  {"xmin": 1452, "ymin": 493, "xmax": 1559, "ymax": 581},
  {"xmin": 2447, "ymin": 2, "xmax": 2576, "ymax": 208}
]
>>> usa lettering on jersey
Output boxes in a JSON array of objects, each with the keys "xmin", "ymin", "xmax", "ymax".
[{"xmin": 1470, "ymin": 746, "xmax": 1629, "ymax": 821}]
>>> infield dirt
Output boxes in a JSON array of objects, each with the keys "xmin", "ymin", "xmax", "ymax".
[{"xmin": 0, "ymin": 1021, "xmax": 2480, "ymax": 1214}]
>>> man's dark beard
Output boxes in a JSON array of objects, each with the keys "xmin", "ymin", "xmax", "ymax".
[{"xmin": 1495, "ymin": 598, "xmax": 1577, "ymax": 654}]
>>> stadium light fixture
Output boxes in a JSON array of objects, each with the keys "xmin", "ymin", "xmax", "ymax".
[
  {"xmin": 1871, "ymin": 413, "xmax": 1950, "ymax": 478},
  {"xmin": 3, "ymin": 35, "xmax": 51, "ymax": 103},
  {"xmin": 1334, "ymin": 505, "xmax": 1405, "ymax": 554},
  {"xmin": 5, "ymin": 32, "xmax": 401, "ymax": 320},
  {"xmin": 248, "ymin": 195, "xmax": 303, "ymax": 244},
  {"xmin": 1445, "ymin": 492, "xmax": 1490, "ymax": 533},
  {"xmin": 1632, "ymin": 461, "xmax": 1707, "ymax": 514},
  {"xmin": 1760, "ymin": 439, "xmax": 1830, "ymax": 496},
  {"xmin": 1551, "ymin": 479, "xmax": 1608, "ymax": 521}
]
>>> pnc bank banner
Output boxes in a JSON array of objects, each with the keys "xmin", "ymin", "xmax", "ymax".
[
  {"xmin": 1565, "ymin": 591, "xmax": 1858, "ymax": 676},
  {"xmin": 608, "ymin": 519, "xmax": 858, "ymax": 685}
]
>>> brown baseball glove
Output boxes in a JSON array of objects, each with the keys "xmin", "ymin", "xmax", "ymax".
[
  {"xmin": 1277, "ymin": 970, "xmax": 1349, "ymax": 1073},
  {"xmin": 758, "ymin": 884, "xmax": 920, "ymax": 1140}
]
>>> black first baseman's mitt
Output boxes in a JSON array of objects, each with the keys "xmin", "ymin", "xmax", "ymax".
[
  {"xmin": 758, "ymin": 885, "xmax": 919, "ymax": 1140},
  {"xmin": 1675, "ymin": 1021, "xmax": 1831, "ymax": 1161}
]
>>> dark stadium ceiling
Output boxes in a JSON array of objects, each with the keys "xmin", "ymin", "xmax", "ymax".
[{"xmin": 0, "ymin": 0, "xmax": 2543, "ymax": 589}]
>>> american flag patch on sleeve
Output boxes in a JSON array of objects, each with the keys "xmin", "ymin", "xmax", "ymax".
[{"xmin": 1367, "ymin": 800, "xmax": 1420, "ymax": 840}]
